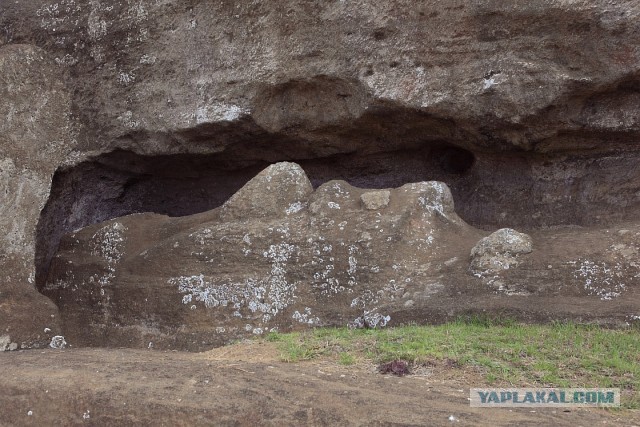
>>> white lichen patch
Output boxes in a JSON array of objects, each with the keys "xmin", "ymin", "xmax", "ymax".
[
  {"xmin": 347, "ymin": 256, "xmax": 357, "ymax": 275},
  {"xmin": 417, "ymin": 182, "xmax": 448, "ymax": 215},
  {"xmin": 292, "ymin": 307, "xmax": 320, "ymax": 325},
  {"xmin": 49, "ymin": 335, "xmax": 67, "ymax": 349},
  {"xmin": 171, "ymin": 244, "xmax": 299, "ymax": 327},
  {"xmin": 139, "ymin": 54, "xmax": 157, "ymax": 64},
  {"xmin": 350, "ymin": 289, "xmax": 379, "ymax": 308},
  {"xmin": 626, "ymin": 314, "xmax": 640, "ymax": 326},
  {"xmin": 117, "ymin": 110, "xmax": 140, "ymax": 129},
  {"xmin": 310, "ymin": 241, "xmax": 344, "ymax": 295},
  {"xmin": 90, "ymin": 222, "xmax": 126, "ymax": 265},
  {"xmin": 331, "ymin": 182, "xmax": 351, "ymax": 198},
  {"xmin": 349, "ymin": 311, "xmax": 391, "ymax": 329},
  {"xmin": 189, "ymin": 227, "xmax": 214, "ymax": 245},
  {"xmin": 274, "ymin": 224, "xmax": 291, "ymax": 238},
  {"xmin": 0, "ymin": 335, "xmax": 18, "ymax": 351},
  {"xmin": 381, "ymin": 279, "xmax": 406, "ymax": 300},
  {"xmin": 483, "ymin": 76, "xmax": 497, "ymax": 90},
  {"xmin": 117, "ymin": 71, "xmax": 136, "ymax": 86},
  {"xmin": 241, "ymin": 233, "xmax": 252, "ymax": 256},
  {"xmin": 285, "ymin": 201, "xmax": 304, "ymax": 215},
  {"xmin": 127, "ymin": 1, "xmax": 149, "ymax": 23},
  {"xmin": 37, "ymin": 0, "xmax": 82, "ymax": 32},
  {"xmin": 54, "ymin": 54, "xmax": 78, "ymax": 66},
  {"xmin": 88, "ymin": 12, "xmax": 107, "ymax": 40},
  {"xmin": 89, "ymin": 222, "xmax": 127, "ymax": 290},
  {"xmin": 195, "ymin": 103, "xmax": 248, "ymax": 124},
  {"xmin": 571, "ymin": 260, "xmax": 628, "ymax": 300}
]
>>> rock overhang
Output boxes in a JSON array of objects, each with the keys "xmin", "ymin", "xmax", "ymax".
[{"xmin": 0, "ymin": 0, "xmax": 639, "ymax": 350}]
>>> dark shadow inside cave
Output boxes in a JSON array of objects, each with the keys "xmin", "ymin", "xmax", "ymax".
[
  {"xmin": 35, "ymin": 142, "xmax": 640, "ymax": 288},
  {"xmin": 432, "ymin": 146, "xmax": 476, "ymax": 174},
  {"xmin": 35, "ymin": 144, "xmax": 473, "ymax": 287}
]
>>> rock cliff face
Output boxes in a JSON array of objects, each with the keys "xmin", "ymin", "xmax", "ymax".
[
  {"xmin": 1, "ymin": 0, "xmax": 639, "ymax": 349},
  {"xmin": 0, "ymin": 44, "xmax": 76, "ymax": 349},
  {"xmin": 43, "ymin": 163, "xmax": 640, "ymax": 350}
]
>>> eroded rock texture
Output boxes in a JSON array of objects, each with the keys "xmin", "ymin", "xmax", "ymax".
[
  {"xmin": 0, "ymin": 0, "xmax": 639, "ymax": 349},
  {"xmin": 0, "ymin": 44, "xmax": 76, "ymax": 349},
  {"xmin": 42, "ymin": 163, "xmax": 477, "ymax": 349},
  {"xmin": 43, "ymin": 163, "xmax": 640, "ymax": 351}
]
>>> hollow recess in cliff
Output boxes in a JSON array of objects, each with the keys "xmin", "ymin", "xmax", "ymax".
[{"xmin": 35, "ymin": 142, "xmax": 640, "ymax": 288}]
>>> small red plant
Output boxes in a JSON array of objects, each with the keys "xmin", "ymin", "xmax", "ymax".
[{"xmin": 378, "ymin": 360, "xmax": 410, "ymax": 376}]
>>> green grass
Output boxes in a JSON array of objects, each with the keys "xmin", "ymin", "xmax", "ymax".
[{"xmin": 264, "ymin": 318, "xmax": 640, "ymax": 409}]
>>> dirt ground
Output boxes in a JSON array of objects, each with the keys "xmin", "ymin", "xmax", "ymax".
[{"xmin": 1, "ymin": 341, "xmax": 638, "ymax": 426}]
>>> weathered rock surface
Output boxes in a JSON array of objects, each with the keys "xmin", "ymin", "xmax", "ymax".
[
  {"xmin": 43, "ymin": 163, "xmax": 477, "ymax": 349},
  {"xmin": 361, "ymin": 190, "xmax": 391, "ymax": 210},
  {"xmin": 470, "ymin": 228, "xmax": 534, "ymax": 294},
  {"xmin": 42, "ymin": 163, "xmax": 640, "ymax": 351},
  {"xmin": 470, "ymin": 228, "xmax": 533, "ymax": 274},
  {"xmin": 2, "ymin": 0, "xmax": 638, "ymax": 156},
  {"xmin": 2, "ymin": 0, "xmax": 640, "ymax": 231},
  {"xmin": 0, "ymin": 44, "xmax": 76, "ymax": 349},
  {"xmin": 1, "ymin": 0, "xmax": 640, "ymax": 348}
]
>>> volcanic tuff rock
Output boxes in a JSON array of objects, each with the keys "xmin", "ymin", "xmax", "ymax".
[
  {"xmin": 470, "ymin": 228, "xmax": 534, "ymax": 275},
  {"xmin": 43, "ymin": 163, "xmax": 640, "ymax": 351},
  {"xmin": 1, "ymin": 0, "xmax": 640, "ymax": 349},
  {"xmin": 469, "ymin": 228, "xmax": 535, "ymax": 294},
  {"xmin": 1, "ymin": 0, "xmax": 638, "ymax": 157},
  {"xmin": 0, "ymin": 44, "xmax": 76, "ymax": 349},
  {"xmin": 43, "ymin": 163, "xmax": 479, "ymax": 349}
]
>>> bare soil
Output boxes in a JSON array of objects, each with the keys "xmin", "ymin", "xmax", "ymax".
[{"xmin": 1, "ymin": 342, "xmax": 638, "ymax": 426}]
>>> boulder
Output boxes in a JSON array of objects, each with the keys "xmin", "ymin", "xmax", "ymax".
[
  {"xmin": 468, "ymin": 228, "xmax": 534, "ymax": 294},
  {"xmin": 470, "ymin": 228, "xmax": 534, "ymax": 275}
]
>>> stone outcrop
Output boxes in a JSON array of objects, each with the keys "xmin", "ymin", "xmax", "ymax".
[
  {"xmin": 470, "ymin": 228, "xmax": 533, "ymax": 274},
  {"xmin": 0, "ymin": 44, "xmax": 76, "ymax": 350},
  {"xmin": 42, "ymin": 163, "xmax": 640, "ymax": 351},
  {"xmin": 1, "ymin": 0, "xmax": 638, "ymax": 157},
  {"xmin": 469, "ymin": 228, "xmax": 534, "ymax": 294},
  {"xmin": 0, "ymin": 1, "xmax": 639, "ymax": 349},
  {"xmin": 42, "ymin": 163, "xmax": 481, "ymax": 349}
]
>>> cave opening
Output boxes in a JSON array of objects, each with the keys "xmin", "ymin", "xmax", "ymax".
[
  {"xmin": 35, "ymin": 142, "xmax": 640, "ymax": 289},
  {"xmin": 432, "ymin": 146, "xmax": 476, "ymax": 175}
]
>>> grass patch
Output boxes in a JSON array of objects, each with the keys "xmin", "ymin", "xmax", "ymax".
[
  {"xmin": 264, "ymin": 320, "xmax": 640, "ymax": 408},
  {"xmin": 339, "ymin": 352, "xmax": 357, "ymax": 366}
]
